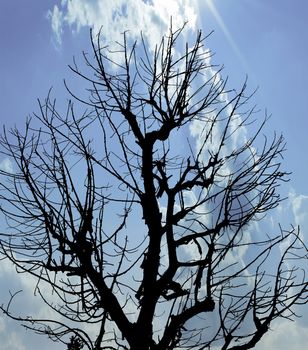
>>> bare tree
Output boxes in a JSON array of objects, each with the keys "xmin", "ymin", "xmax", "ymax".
[{"xmin": 0, "ymin": 24, "xmax": 306, "ymax": 350}]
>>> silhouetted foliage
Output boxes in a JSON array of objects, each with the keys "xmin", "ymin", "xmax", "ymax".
[
  {"xmin": 0, "ymin": 24, "xmax": 307, "ymax": 350},
  {"xmin": 67, "ymin": 335, "xmax": 84, "ymax": 350}
]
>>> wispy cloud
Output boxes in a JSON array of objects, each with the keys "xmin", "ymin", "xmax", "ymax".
[
  {"xmin": 47, "ymin": 4, "xmax": 64, "ymax": 47},
  {"xmin": 255, "ymin": 319, "xmax": 308, "ymax": 350},
  {"xmin": 48, "ymin": 0, "xmax": 198, "ymax": 51},
  {"xmin": 0, "ymin": 158, "xmax": 13, "ymax": 173},
  {"xmin": 289, "ymin": 189, "xmax": 308, "ymax": 229},
  {"xmin": 0, "ymin": 331, "xmax": 27, "ymax": 350}
]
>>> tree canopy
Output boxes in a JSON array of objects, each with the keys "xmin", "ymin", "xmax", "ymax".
[{"xmin": 0, "ymin": 24, "xmax": 306, "ymax": 350}]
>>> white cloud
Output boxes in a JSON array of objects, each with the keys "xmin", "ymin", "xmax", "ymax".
[
  {"xmin": 0, "ymin": 316, "xmax": 6, "ymax": 333},
  {"xmin": 255, "ymin": 320, "xmax": 308, "ymax": 350},
  {"xmin": 0, "ymin": 158, "xmax": 13, "ymax": 173},
  {"xmin": 48, "ymin": 0, "xmax": 198, "ymax": 50},
  {"xmin": 0, "ymin": 331, "xmax": 27, "ymax": 350},
  {"xmin": 47, "ymin": 5, "xmax": 64, "ymax": 46},
  {"xmin": 289, "ymin": 189, "xmax": 308, "ymax": 228}
]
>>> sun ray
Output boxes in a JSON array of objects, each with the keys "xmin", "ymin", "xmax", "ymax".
[{"xmin": 206, "ymin": 0, "xmax": 250, "ymax": 74}]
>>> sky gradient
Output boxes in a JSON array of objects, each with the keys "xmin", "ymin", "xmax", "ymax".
[{"xmin": 0, "ymin": 1, "xmax": 307, "ymax": 349}]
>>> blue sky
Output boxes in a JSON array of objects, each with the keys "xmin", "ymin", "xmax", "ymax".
[{"xmin": 0, "ymin": 1, "xmax": 307, "ymax": 349}]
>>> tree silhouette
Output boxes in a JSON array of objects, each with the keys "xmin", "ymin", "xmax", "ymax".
[{"xmin": 0, "ymin": 24, "xmax": 306, "ymax": 350}]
